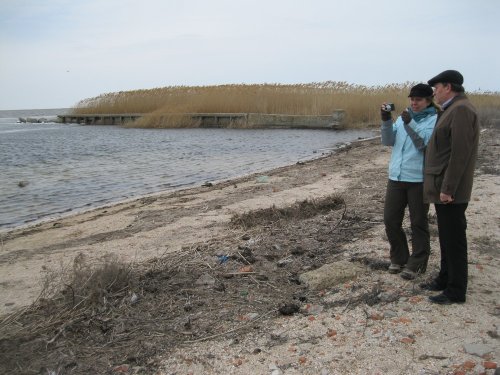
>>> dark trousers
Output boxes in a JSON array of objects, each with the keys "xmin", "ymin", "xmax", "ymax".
[
  {"xmin": 383, "ymin": 180, "xmax": 430, "ymax": 272},
  {"xmin": 434, "ymin": 203, "xmax": 468, "ymax": 301}
]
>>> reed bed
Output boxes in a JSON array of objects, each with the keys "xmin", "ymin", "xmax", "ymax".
[{"xmin": 71, "ymin": 82, "xmax": 500, "ymax": 128}]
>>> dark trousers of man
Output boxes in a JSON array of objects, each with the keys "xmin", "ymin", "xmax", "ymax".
[
  {"xmin": 384, "ymin": 180, "xmax": 430, "ymax": 272},
  {"xmin": 434, "ymin": 203, "xmax": 468, "ymax": 302}
]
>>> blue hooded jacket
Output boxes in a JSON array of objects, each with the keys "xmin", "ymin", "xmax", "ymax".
[{"xmin": 381, "ymin": 108, "xmax": 437, "ymax": 182}]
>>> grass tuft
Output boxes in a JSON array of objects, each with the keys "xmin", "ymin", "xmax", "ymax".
[
  {"xmin": 41, "ymin": 253, "xmax": 133, "ymax": 310},
  {"xmin": 230, "ymin": 194, "xmax": 345, "ymax": 229}
]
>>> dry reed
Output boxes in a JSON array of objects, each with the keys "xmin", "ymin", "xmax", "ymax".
[
  {"xmin": 230, "ymin": 194, "xmax": 345, "ymax": 229},
  {"xmin": 71, "ymin": 82, "xmax": 500, "ymax": 128}
]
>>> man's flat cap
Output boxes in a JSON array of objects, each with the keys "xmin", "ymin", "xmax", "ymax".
[{"xmin": 428, "ymin": 70, "xmax": 464, "ymax": 86}]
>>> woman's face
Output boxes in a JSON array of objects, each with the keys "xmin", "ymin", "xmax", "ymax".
[{"xmin": 409, "ymin": 97, "xmax": 430, "ymax": 113}]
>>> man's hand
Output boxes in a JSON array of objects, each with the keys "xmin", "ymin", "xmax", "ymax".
[
  {"xmin": 440, "ymin": 192, "xmax": 454, "ymax": 204},
  {"xmin": 401, "ymin": 110, "xmax": 412, "ymax": 125}
]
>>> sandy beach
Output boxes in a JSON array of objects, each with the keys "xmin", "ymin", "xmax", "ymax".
[{"xmin": 0, "ymin": 127, "xmax": 498, "ymax": 375}]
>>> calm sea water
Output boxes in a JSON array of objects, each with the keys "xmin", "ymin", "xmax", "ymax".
[{"xmin": 0, "ymin": 109, "xmax": 375, "ymax": 230}]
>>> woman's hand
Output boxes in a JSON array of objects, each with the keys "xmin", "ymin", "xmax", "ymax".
[
  {"xmin": 401, "ymin": 110, "xmax": 411, "ymax": 124},
  {"xmin": 381, "ymin": 103, "xmax": 392, "ymax": 121}
]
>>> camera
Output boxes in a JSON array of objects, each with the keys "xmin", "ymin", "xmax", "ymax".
[{"xmin": 382, "ymin": 103, "xmax": 395, "ymax": 112}]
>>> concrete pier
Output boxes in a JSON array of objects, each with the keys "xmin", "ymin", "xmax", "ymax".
[
  {"xmin": 57, "ymin": 111, "xmax": 345, "ymax": 129},
  {"xmin": 57, "ymin": 114, "xmax": 142, "ymax": 125}
]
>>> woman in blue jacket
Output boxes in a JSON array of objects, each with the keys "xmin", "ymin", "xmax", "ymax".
[{"xmin": 381, "ymin": 83, "xmax": 438, "ymax": 280}]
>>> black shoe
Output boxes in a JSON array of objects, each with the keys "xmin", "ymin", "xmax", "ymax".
[
  {"xmin": 428, "ymin": 293, "xmax": 465, "ymax": 305},
  {"xmin": 388, "ymin": 263, "xmax": 404, "ymax": 274},
  {"xmin": 420, "ymin": 280, "xmax": 445, "ymax": 292},
  {"xmin": 400, "ymin": 269, "xmax": 417, "ymax": 280}
]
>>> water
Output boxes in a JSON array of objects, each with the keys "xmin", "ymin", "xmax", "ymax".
[{"xmin": 0, "ymin": 110, "xmax": 375, "ymax": 230}]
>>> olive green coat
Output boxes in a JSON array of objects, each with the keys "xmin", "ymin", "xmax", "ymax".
[{"xmin": 423, "ymin": 94, "xmax": 479, "ymax": 204}]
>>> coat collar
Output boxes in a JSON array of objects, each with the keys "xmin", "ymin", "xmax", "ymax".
[{"xmin": 443, "ymin": 93, "xmax": 467, "ymax": 110}]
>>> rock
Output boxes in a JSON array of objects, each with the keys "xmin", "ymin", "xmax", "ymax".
[
  {"xmin": 278, "ymin": 303, "xmax": 300, "ymax": 316},
  {"xmin": 462, "ymin": 360, "xmax": 476, "ymax": 370},
  {"xmin": 269, "ymin": 333, "xmax": 288, "ymax": 344},
  {"xmin": 463, "ymin": 343, "xmax": 494, "ymax": 357},
  {"xmin": 213, "ymin": 282, "xmax": 226, "ymax": 292},
  {"xmin": 25, "ymin": 117, "xmax": 47, "ymax": 123},
  {"xmin": 299, "ymin": 260, "xmax": 364, "ymax": 290},
  {"xmin": 378, "ymin": 292, "xmax": 399, "ymax": 303},
  {"xmin": 239, "ymin": 265, "xmax": 253, "ymax": 273},
  {"xmin": 232, "ymin": 358, "xmax": 243, "ymax": 367},
  {"xmin": 130, "ymin": 293, "xmax": 139, "ymax": 305},
  {"xmin": 383, "ymin": 310, "xmax": 398, "ymax": 318},
  {"xmin": 269, "ymin": 363, "xmax": 283, "ymax": 375},
  {"xmin": 487, "ymin": 330, "xmax": 499, "ymax": 338},
  {"xmin": 195, "ymin": 273, "xmax": 216, "ymax": 286},
  {"xmin": 277, "ymin": 258, "xmax": 293, "ymax": 267},
  {"xmin": 370, "ymin": 312, "xmax": 384, "ymax": 321},
  {"xmin": 112, "ymin": 364, "xmax": 130, "ymax": 373},
  {"xmin": 238, "ymin": 247, "xmax": 256, "ymax": 263},
  {"xmin": 326, "ymin": 329, "xmax": 337, "ymax": 337},
  {"xmin": 18, "ymin": 181, "xmax": 29, "ymax": 188},
  {"xmin": 244, "ymin": 312, "xmax": 259, "ymax": 320},
  {"xmin": 303, "ymin": 304, "xmax": 324, "ymax": 315},
  {"xmin": 130, "ymin": 367, "xmax": 146, "ymax": 374}
]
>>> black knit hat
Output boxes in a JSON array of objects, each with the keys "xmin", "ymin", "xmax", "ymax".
[
  {"xmin": 428, "ymin": 70, "xmax": 464, "ymax": 86},
  {"xmin": 408, "ymin": 83, "xmax": 434, "ymax": 98}
]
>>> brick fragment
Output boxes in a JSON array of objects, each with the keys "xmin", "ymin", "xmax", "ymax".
[
  {"xmin": 483, "ymin": 361, "xmax": 497, "ymax": 369},
  {"xmin": 400, "ymin": 337, "xmax": 415, "ymax": 344}
]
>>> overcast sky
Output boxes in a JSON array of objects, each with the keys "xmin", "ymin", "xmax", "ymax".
[{"xmin": 1, "ymin": 0, "xmax": 499, "ymax": 110}]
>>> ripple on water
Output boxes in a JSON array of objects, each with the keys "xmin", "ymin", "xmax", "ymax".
[{"xmin": 0, "ymin": 121, "xmax": 375, "ymax": 229}]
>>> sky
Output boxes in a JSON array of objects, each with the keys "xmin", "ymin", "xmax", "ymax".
[{"xmin": 0, "ymin": 0, "xmax": 499, "ymax": 110}]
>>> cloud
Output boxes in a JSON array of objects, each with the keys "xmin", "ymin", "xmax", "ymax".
[{"xmin": 1, "ymin": 0, "xmax": 499, "ymax": 109}]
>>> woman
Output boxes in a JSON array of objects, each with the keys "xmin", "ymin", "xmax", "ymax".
[{"xmin": 380, "ymin": 83, "xmax": 438, "ymax": 280}]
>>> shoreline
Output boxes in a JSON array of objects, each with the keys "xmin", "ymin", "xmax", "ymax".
[
  {"xmin": 0, "ymin": 135, "xmax": 381, "ymax": 314},
  {"xmin": 1, "ymin": 128, "xmax": 498, "ymax": 374},
  {"xmin": 0, "ymin": 135, "xmax": 376, "ymax": 235}
]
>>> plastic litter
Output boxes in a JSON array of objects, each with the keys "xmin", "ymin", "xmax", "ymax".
[
  {"xmin": 256, "ymin": 175, "xmax": 269, "ymax": 183},
  {"xmin": 217, "ymin": 255, "xmax": 229, "ymax": 264}
]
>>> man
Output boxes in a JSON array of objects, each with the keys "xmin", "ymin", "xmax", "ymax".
[{"xmin": 421, "ymin": 70, "xmax": 480, "ymax": 304}]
